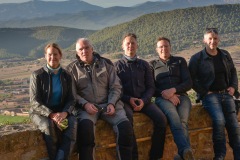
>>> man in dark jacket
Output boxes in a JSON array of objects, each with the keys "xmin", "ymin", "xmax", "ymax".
[
  {"xmin": 66, "ymin": 38, "xmax": 133, "ymax": 160},
  {"xmin": 189, "ymin": 28, "xmax": 240, "ymax": 160},
  {"xmin": 149, "ymin": 37, "xmax": 194, "ymax": 160},
  {"xmin": 115, "ymin": 33, "xmax": 167, "ymax": 160}
]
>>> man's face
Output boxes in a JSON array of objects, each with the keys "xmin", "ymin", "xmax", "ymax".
[
  {"xmin": 76, "ymin": 40, "xmax": 94, "ymax": 64},
  {"xmin": 156, "ymin": 40, "xmax": 171, "ymax": 60},
  {"xmin": 45, "ymin": 46, "xmax": 62, "ymax": 69},
  {"xmin": 203, "ymin": 32, "xmax": 219, "ymax": 50},
  {"xmin": 122, "ymin": 36, "xmax": 138, "ymax": 57}
]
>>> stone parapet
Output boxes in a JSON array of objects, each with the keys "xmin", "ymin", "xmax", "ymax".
[{"xmin": 0, "ymin": 105, "xmax": 239, "ymax": 160}]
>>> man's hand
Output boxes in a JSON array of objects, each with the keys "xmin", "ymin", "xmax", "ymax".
[
  {"xmin": 84, "ymin": 103, "xmax": 98, "ymax": 115},
  {"xmin": 161, "ymin": 88, "xmax": 176, "ymax": 100},
  {"xmin": 227, "ymin": 87, "xmax": 235, "ymax": 96},
  {"xmin": 168, "ymin": 94, "xmax": 180, "ymax": 106},
  {"xmin": 105, "ymin": 104, "xmax": 115, "ymax": 115},
  {"xmin": 130, "ymin": 98, "xmax": 144, "ymax": 111}
]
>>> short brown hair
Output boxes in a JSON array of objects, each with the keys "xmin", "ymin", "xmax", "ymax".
[
  {"xmin": 44, "ymin": 43, "xmax": 62, "ymax": 55},
  {"xmin": 157, "ymin": 37, "xmax": 171, "ymax": 46},
  {"xmin": 122, "ymin": 33, "xmax": 137, "ymax": 41},
  {"xmin": 204, "ymin": 28, "xmax": 218, "ymax": 35}
]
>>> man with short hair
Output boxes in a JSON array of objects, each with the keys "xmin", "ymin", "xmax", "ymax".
[
  {"xmin": 150, "ymin": 37, "xmax": 194, "ymax": 160},
  {"xmin": 115, "ymin": 33, "xmax": 167, "ymax": 160},
  {"xmin": 66, "ymin": 38, "xmax": 133, "ymax": 160},
  {"xmin": 189, "ymin": 28, "xmax": 240, "ymax": 160}
]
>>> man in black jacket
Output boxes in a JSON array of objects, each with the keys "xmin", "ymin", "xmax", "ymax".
[
  {"xmin": 149, "ymin": 37, "xmax": 194, "ymax": 160},
  {"xmin": 115, "ymin": 33, "xmax": 167, "ymax": 160},
  {"xmin": 189, "ymin": 28, "xmax": 240, "ymax": 160}
]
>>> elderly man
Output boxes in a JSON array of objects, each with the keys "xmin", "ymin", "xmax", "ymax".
[{"xmin": 66, "ymin": 38, "xmax": 133, "ymax": 160}]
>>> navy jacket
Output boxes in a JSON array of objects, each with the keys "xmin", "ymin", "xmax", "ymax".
[
  {"xmin": 188, "ymin": 48, "xmax": 238, "ymax": 99},
  {"xmin": 114, "ymin": 56, "xmax": 155, "ymax": 105},
  {"xmin": 149, "ymin": 56, "xmax": 192, "ymax": 97}
]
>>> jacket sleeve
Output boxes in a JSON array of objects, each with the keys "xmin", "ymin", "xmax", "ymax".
[
  {"xmin": 29, "ymin": 73, "xmax": 52, "ymax": 117},
  {"xmin": 225, "ymin": 51, "xmax": 238, "ymax": 91},
  {"xmin": 141, "ymin": 61, "xmax": 155, "ymax": 104},
  {"xmin": 62, "ymin": 72, "xmax": 76, "ymax": 114},
  {"xmin": 65, "ymin": 65, "xmax": 89, "ymax": 109},
  {"xmin": 188, "ymin": 53, "xmax": 208, "ymax": 96},
  {"xmin": 174, "ymin": 58, "xmax": 192, "ymax": 93},
  {"xmin": 149, "ymin": 60, "xmax": 162, "ymax": 97},
  {"xmin": 106, "ymin": 61, "xmax": 122, "ymax": 106}
]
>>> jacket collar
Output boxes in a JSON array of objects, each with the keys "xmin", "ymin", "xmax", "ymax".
[
  {"xmin": 121, "ymin": 55, "xmax": 139, "ymax": 63},
  {"xmin": 202, "ymin": 47, "xmax": 226, "ymax": 59}
]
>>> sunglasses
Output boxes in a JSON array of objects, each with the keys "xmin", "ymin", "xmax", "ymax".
[{"xmin": 205, "ymin": 28, "xmax": 218, "ymax": 34}]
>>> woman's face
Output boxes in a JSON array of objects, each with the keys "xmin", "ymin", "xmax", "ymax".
[{"xmin": 45, "ymin": 46, "xmax": 62, "ymax": 68}]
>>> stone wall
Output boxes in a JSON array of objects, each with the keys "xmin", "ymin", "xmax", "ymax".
[{"xmin": 0, "ymin": 105, "xmax": 239, "ymax": 160}]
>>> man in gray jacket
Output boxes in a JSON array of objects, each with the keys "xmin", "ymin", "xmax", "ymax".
[{"xmin": 66, "ymin": 38, "xmax": 133, "ymax": 160}]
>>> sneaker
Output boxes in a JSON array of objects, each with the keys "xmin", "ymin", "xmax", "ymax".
[
  {"xmin": 182, "ymin": 148, "xmax": 194, "ymax": 160},
  {"xmin": 213, "ymin": 156, "xmax": 224, "ymax": 160}
]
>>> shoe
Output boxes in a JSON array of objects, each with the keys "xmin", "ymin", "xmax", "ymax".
[
  {"xmin": 213, "ymin": 156, "xmax": 224, "ymax": 160},
  {"xmin": 182, "ymin": 148, "xmax": 194, "ymax": 160},
  {"xmin": 174, "ymin": 154, "xmax": 183, "ymax": 160}
]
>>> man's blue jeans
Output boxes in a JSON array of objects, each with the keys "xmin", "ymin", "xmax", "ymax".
[
  {"xmin": 155, "ymin": 95, "xmax": 192, "ymax": 156},
  {"xmin": 202, "ymin": 93, "xmax": 240, "ymax": 159}
]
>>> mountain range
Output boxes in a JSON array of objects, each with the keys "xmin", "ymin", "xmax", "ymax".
[
  {"xmin": 1, "ymin": 4, "xmax": 240, "ymax": 60},
  {"xmin": 0, "ymin": 0, "xmax": 240, "ymax": 30}
]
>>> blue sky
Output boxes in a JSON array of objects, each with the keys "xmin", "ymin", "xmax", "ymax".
[{"xmin": 0, "ymin": 0, "xmax": 162, "ymax": 7}]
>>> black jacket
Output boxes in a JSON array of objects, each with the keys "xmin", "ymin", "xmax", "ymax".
[
  {"xmin": 114, "ymin": 56, "xmax": 155, "ymax": 105},
  {"xmin": 29, "ymin": 65, "xmax": 75, "ymax": 117},
  {"xmin": 149, "ymin": 56, "xmax": 192, "ymax": 97},
  {"xmin": 188, "ymin": 48, "xmax": 238, "ymax": 99}
]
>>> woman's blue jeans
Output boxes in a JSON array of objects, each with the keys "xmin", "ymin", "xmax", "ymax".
[
  {"xmin": 155, "ymin": 94, "xmax": 192, "ymax": 156},
  {"xmin": 202, "ymin": 93, "xmax": 240, "ymax": 159}
]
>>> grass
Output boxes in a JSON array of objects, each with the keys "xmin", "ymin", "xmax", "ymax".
[{"xmin": 0, "ymin": 115, "xmax": 30, "ymax": 126}]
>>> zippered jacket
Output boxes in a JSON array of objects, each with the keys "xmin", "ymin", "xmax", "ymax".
[
  {"xmin": 29, "ymin": 65, "xmax": 75, "ymax": 117},
  {"xmin": 114, "ymin": 56, "xmax": 155, "ymax": 105},
  {"xmin": 149, "ymin": 56, "xmax": 192, "ymax": 97},
  {"xmin": 66, "ymin": 53, "xmax": 122, "ymax": 108},
  {"xmin": 188, "ymin": 48, "xmax": 238, "ymax": 99}
]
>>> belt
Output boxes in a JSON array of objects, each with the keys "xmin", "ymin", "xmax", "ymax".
[{"xmin": 211, "ymin": 89, "xmax": 227, "ymax": 94}]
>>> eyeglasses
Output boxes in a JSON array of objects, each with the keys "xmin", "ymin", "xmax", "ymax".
[{"xmin": 205, "ymin": 28, "xmax": 218, "ymax": 34}]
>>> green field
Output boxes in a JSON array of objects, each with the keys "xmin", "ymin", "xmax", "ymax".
[{"xmin": 0, "ymin": 115, "xmax": 30, "ymax": 126}]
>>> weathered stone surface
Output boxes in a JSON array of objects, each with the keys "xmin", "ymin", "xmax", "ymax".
[{"xmin": 0, "ymin": 105, "xmax": 239, "ymax": 160}]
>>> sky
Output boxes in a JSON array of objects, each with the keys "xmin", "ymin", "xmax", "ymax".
[{"xmin": 0, "ymin": 0, "xmax": 162, "ymax": 7}]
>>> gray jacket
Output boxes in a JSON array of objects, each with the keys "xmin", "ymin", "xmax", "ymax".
[{"xmin": 66, "ymin": 53, "xmax": 123, "ymax": 109}]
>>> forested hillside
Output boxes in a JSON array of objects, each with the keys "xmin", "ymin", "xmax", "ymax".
[
  {"xmin": 1, "ymin": 4, "xmax": 240, "ymax": 60},
  {"xmin": 0, "ymin": 26, "xmax": 95, "ymax": 59},
  {"xmin": 88, "ymin": 4, "xmax": 240, "ymax": 56}
]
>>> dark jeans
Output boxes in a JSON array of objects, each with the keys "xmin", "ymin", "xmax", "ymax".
[
  {"xmin": 32, "ymin": 115, "xmax": 77, "ymax": 160},
  {"xmin": 124, "ymin": 102, "xmax": 167, "ymax": 160},
  {"xmin": 202, "ymin": 93, "xmax": 240, "ymax": 159},
  {"xmin": 77, "ymin": 119, "xmax": 133, "ymax": 160},
  {"xmin": 155, "ymin": 95, "xmax": 192, "ymax": 157}
]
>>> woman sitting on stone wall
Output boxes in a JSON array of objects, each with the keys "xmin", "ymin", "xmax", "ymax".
[{"xmin": 29, "ymin": 43, "xmax": 77, "ymax": 160}]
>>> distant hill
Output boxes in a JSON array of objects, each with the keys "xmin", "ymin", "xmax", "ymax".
[
  {"xmin": 1, "ymin": 4, "xmax": 240, "ymax": 60},
  {"xmin": 0, "ymin": 0, "xmax": 239, "ymax": 30},
  {"xmin": 87, "ymin": 4, "xmax": 240, "ymax": 56},
  {"xmin": 0, "ymin": 0, "xmax": 102, "ymax": 21},
  {"xmin": 0, "ymin": 26, "xmax": 95, "ymax": 59}
]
